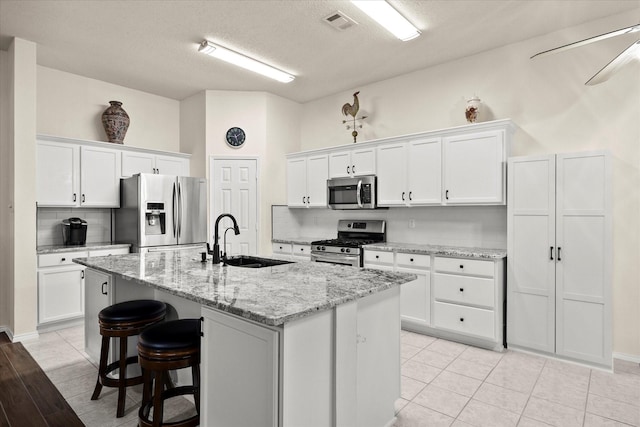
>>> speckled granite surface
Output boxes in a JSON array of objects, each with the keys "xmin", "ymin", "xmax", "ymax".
[
  {"xmin": 74, "ymin": 249, "xmax": 415, "ymax": 326},
  {"xmin": 272, "ymin": 237, "xmax": 329, "ymax": 245},
  {"xmin": 37, "ymin": 242, "xmax": 131, "ymax": 254},
  {"xmin": 363, "ymin": 242, "xmax": 506, "ymax": 259}
]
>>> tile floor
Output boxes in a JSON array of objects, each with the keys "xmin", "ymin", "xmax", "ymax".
[
  {"xmin": 394, "ymin": 330, "xmax": 640, "ymax": 427},
  {"xmin": 22, "ymin": 325, "xmax": 640, "ymax": 427}
]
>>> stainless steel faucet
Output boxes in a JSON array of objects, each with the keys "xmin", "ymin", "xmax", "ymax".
[{"xmin": 208, "ymin": 213, "xmax": 240, "ymax": 264}]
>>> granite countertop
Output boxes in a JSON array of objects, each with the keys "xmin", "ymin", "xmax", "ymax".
[
  {"xmin": 272, "ymin": 237, "xmax": 330, "ymax": 245},
  {"xmin": 74, "ymin": 249, "xmax": 415, "ymax": 326},
  {"xmin": 37, "ymin": 242, "xmax": 131, "ymax": 255},
  {"xmin": 363, "ymin": 242, "xmax": 506, "ymax": 259}
]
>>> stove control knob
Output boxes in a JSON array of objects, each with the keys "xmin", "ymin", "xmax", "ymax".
[
  {"xmin": 316, "ymin": 246, "xmax": 321, "ymax": 250},
  {"xmin": 346, "ymin": 248, "xmax": 351, "ymax": 253},
  {"xmin": 341, "ymin": 248, "xmax": 345, "ymax": 253},
  {"xmin": 321, "ymin": 246, "xmax": 325, "ymax": 251}
]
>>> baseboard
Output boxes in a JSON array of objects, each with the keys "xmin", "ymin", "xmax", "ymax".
[
  {"xmin": 10, "ymin": 330, "xmax": 40, "ymax": 343},
  {"xmin": 0, "ymin": 325, "xmax": 12, "ymax": 341},
  {"xmin": 613, "ymin": 352, "xmax": 640, "ymax": 364}
]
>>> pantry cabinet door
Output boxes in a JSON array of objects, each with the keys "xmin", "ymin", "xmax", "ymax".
[
  {"xmin": 36, "ymin": 141, "xmax": 80, "ymax": 206},
  {"xmin": 80, "ymin": 146, "xmax": 121, "ymax": 207}
]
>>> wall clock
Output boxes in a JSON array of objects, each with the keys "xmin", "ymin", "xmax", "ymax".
[{"xmin": 226, "ymin": 127, "xmax": 246, "ymax": 148}]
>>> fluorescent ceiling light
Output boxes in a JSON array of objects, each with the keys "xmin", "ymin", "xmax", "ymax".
[
  {"xmin": 351, "ymin": 0, "xmax": 420, "ymax": 41},
  {"xmin": 198, "ymin": 40, "xmax": 295, "ymax": 83}
]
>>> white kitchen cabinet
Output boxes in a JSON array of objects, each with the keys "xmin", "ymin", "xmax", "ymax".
[
  {"xmin": 80, "ymin": 145, "xmax": 121, "ymax": 207},
  {"xmin": 271, "ymin": 242, "xmax": 311, "ymax": 260},
  {"xmin": 84, "ymin": 268, "xmax": 113, "ymax": 362},
  {"xmin": 38, "ymin": 250, "xmax": 87, "ymax": 327},
  {"xmin": 443, "ymin": 129, "xmax": 505, "ymax": 204},
  {"xmin": 328, "ymin": 146, "xmax": 376, "ymax": 178},
  {"xmin": 376, "ymin": 137, "xmax": 441, "ymax": 206},
  {"xmin": 201, "ymin": 307, "xmax": 279, "ymax": 427},
  {"xmin": 36, "ymin": 140, "xmax": 121, "ymax": 207},
  {"xmin": 272, "ymin": 242, "xmax": 293, "ymax": 255},
  {"xmin": 396, "ymin": 253, "xmax": 431, "ymax": 328},
  {"xmin": 286, "ymin": 153, "xmax": 328, "ymax": 208},
  {"xmin": 121, "ymin": 151, "xmax": 189, "ymax": 177},
  {"xmin": 507, "ymin": 151, "xmax": 612, "ymax": 367}
]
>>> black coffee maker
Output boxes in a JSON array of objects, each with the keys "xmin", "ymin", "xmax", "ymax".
[{"xmin": 62, "ymin": 217, "xmax": 88, "ymax": 246}]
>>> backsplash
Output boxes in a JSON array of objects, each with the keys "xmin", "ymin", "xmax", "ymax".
[
  {"xmin": 272, "ymin": 205, "xmax": 507, "ymax": 249},
  {"xmin": 37, "ymin": 208, "xmax": 112, "ymax": 247}
]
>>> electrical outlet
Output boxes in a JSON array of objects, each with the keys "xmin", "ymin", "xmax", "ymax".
[{"xmin": 408, "ymin": 219, "xmax": 416, "ymax": 229}]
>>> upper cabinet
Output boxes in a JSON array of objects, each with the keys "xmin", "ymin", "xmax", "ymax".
[
  {"xmin": 286, "ymin": 153, "xmax": 328, "ymax": 208},
  {"xmin": 122, "ymin": 151, "xmax": 189, "ymax": 177},
  {"xmin": 36, "ymin": 135, "xmax": 191, "ymax": 208},
  {"xmin": 328, "ymin": 146, "xmax": 376, "ymax": 178},
  {"xmin": 443, "ymin": 129, "xmax": 506, "ymax": 205},
  {"xmin": 288, "ymin": 119, "xmax": 513, "ymax": 208}
]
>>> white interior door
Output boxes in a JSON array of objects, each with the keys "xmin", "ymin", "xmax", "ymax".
[{"xmin": 210, "ymin": 158, "xmax": 258, "ymax": 256}]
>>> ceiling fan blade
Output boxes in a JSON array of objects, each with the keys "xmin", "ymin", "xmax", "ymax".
[
  {"xmin": 586, "ymin": 39, "xmax": 640, "ymax": 85},
  {"xmin": 531, "ymin": 23, "xmax": 640, "ymax": 59}
]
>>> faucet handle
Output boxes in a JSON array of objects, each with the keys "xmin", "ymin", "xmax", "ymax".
[{"xmin": 206, "ymin": 243, "xmax": 215, "ymax": 256}]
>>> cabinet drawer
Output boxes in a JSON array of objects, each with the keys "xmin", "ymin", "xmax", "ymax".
[
  {"xmin": 38, "ymin": 251, "xmax": 88, "ymax": 268},
  {"xmin": 272, "ymin": 242, "xmax": 292, "ymax": 254},
  {"xmin": 433, "ymin": 273, "xmax": 494, "ymax": 308},
  {"xmin": 433, "ymin": 301, "xmax": 495, "ymax": 339},
  {"xmin": 88, "ymin": 247, "xmax": 129, "ymax": 257},
  {"xmin": 396, "ymin": 253, "xmax": 430, "ymax": 270},
  {"xmin": 434, "ymin": 257, "xmax": 494, "ymax": 277},
  {"xmin": 363, "ymin": 250, "xmax": 394, "ymax": 267},
  {"xmin": 291, "ymin": 244, "xmax": 310, "ymax": 257}
]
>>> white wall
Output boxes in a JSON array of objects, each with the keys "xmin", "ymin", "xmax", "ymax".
[
  {"xmin": 180, "ymin": 91, "xmax": 207, "ymax": 178},
  {"xmin": 204, "ymin": 90, "xmax": 300, "ymax": 255},
  {"xmin": 299, "ymin": 11, "xmax": 640, "ymax": 357},
  {"xmin": 37, "ymin": 66, "xmax": 180, "ymax": 152},
  {"xmin": 0, "ymin": 49, "xmax": 10, "ymax": 330}
]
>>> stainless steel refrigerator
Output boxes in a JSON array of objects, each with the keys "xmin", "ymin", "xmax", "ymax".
[{"xmin": 115, "ymin": 174, "xmax": 207, "ymax": 252}]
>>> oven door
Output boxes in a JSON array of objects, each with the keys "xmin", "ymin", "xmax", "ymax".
[{"xmin": 311, "ymin": 252, "xmax": 361, "ymax": 267}]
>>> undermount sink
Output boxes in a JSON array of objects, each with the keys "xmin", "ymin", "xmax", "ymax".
[{"xmin": 224, "ymin": 255, "xmax": 294, "ymax": 268}]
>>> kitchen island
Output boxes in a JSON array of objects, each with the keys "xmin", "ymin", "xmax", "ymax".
[{"xmin": 74, "ymin": 249, "xmax": 415, "ymax": 427}]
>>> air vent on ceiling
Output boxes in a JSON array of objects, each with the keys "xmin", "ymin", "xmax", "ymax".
[{"xmin": 323, "ymin": 11, "xmax": 357, "ymax": 31}]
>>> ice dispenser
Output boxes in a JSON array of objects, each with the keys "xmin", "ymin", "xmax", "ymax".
[{"xmin": 145, "ymin": 202, "xmax": 165, "ymax": 235}]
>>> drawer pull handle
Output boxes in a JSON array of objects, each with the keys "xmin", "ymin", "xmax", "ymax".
[
  {"xmin": 81, "ymin": 270, "xmax": 85, "ymax": 279},
  {"xmin": 459, "ymin": 288, "xmax": 464, "ymax": 292},
  {"xmin": 459, "ymin": 317, "xmax": 464, "ymax": 322},
  {"xmin": 459, "ymin": 264, "xmax": 464, "ymax": 269},
  {"xmin": 101, "ymin": 282, "xmax": 108, "ymax": 295},
  {"xmin": 61, "ymin": 257, "xmax": 66, "ymax": 262}
]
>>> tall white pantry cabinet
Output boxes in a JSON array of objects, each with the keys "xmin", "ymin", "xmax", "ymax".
[{"xmin": 507, "ymin": 151, "xmax": 612, "ymax": 368}]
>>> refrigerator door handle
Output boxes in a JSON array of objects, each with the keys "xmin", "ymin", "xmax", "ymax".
[
  {"xmin": 172, "ymin": 182, "xmax": 177, "ymax": 238},
  {"xmin": 177, "ymin": 181, "xmax": 182, "ymax": 239}
]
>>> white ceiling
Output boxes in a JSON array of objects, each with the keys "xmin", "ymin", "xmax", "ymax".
[{"xmin": 0, "ymin": 1, "xmax": 638, "ymax": 103}]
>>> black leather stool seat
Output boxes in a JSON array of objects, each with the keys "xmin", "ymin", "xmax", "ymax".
[
  {"xmin": 138, "ymin": 319, "xmax": 200, "ymax": 351},
  {"xmin": 137, "ymin": 319, "xmax": 201, "ymax": 427},
  {"xmin": 99, "ymin": 300, "xmax": 167, "ymax": 324}
]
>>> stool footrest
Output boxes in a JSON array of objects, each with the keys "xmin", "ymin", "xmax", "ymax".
[{"xmin": 139, "ymin": 385, "xmax": 199, "ymax": 427}]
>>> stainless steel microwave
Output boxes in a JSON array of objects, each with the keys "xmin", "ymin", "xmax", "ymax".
[{"xmin": 327, "ymin": 175, "xmax": 377, "ymax": 209}]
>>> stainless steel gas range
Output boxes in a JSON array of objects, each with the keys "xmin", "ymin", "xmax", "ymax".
[{"xmin": 310, "ymin": 219, "xmax": 386, "ymax": 267}]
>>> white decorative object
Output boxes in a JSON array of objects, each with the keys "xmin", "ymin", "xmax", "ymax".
[{"xmin": 465, "ymin": 95, "xmax": 482, "ymax": 123}]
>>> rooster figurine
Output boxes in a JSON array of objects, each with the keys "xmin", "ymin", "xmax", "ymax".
[{"xmin": 341, "ymin": 91, "xmax": 360, "ymax": 118}]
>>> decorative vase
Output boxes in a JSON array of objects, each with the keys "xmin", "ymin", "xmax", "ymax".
[
  {"xmin": 465, "ymin": 95, "xmax": 482, "ymax": 123},
  {"xmin": 101, "ymin": 101, "xmax": 129, "ymax": 144}
]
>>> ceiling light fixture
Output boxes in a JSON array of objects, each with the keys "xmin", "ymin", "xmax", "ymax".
[
  {"xmin": 351, "ymin": 0, "xmax": 420, "ymax": 41},
  {"xmin": 198, "ymin": 40, "xmax": 295, "ymax": 83}
]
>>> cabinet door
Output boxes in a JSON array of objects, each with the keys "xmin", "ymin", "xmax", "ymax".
[
  {"xmin": 407, "ymin": 137, "xmax": 442, "ymax": 205},
  {"xmin": 36, "ymin": 141, "xmax": 79, "ymax": 206},
  {"xmin": 507, "ymin": 155, "xmax": 556, "ymax": 353},
  {"xmin": 400, "ymin": 272, "xmax": 430, "ymax": 326},
  {"xmin": 443, "ymin": 130, "xmax": 504, "ymax": 204},
  {"xmin": 84, "ymin": 269, "xmax": 113, "ymax": 363},
  {"xmin": 155, "ymin": 155, "xmax": 189, "ymax": 176},
  {"xmin": 376, "ymin": 143, "xmax": 407, "ymax": 206},
  {"xmin": 329, "ymin": 150, "xmax": 352, "ymax": 178},
  {"xmin": 306, "ymin": 154, "xmax": 329, "ymax": 208},
  {"xmin": 351, "ymin": 146, "xmax": 376, "ymax": 176},
  {"xmin": 555, "ymin": 152, "xmax": 611, "ymax": 366},
  {"xmin": 80, "ymin": 146, "xmax": 121, "ymax": 207},
  {"xmin": 121, "ymin": 151, "xmax": 155, "ymax": 176},
  {"xmin": 38, "ymin": 265, "xmax": 85, "ymax": 324},
  {"xmin": 286, "ymin": 157, "xmax": 308, "ymax": 207},
  {"xmin": 201, "ymin": 307, "xmax": 278, "ymax": 427}
]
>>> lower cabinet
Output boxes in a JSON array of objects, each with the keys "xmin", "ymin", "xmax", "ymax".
[
  {"xmin": 364, "ymin": 249, "xmax": 505, "ymax": 350},
  {"xmin": 84, "ymin": 269, "xmax": 113, "ymax": 363},
  {"xmin": 271, "ymin": 242, "xmax": 311, "ymax": 260}
]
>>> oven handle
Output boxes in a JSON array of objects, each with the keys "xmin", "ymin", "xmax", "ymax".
[
  {"xmin": 356, "ymin": 179, "xmax": 363, "ymax": 208},
  {"xmin": 311, "ymin": 252, "xmax": 360, "ymax": 267}
]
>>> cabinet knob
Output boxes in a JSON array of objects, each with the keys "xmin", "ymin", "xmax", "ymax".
[
  {"xmin": 459, "ymin": 264, "xmax": 464, "ymax": 269},
  {"xmin": 73, "ymin": 193, "xmax": 77, "ymax": 202},
  {"xmin": 307, "ymin": 196, "xmax": 310, "ymax": 204},
  {"xmin": 61, "ymin": 257, "xmax": 66, "ymax": 262},
  {"xmin": 409, "ymin": 191, "xmax": 412, "ymax": 201},
  {"xmin": 459, "ymin": 288, "xmax": 464, "ymax": 292},
  {"xmin": 279, "ymin": 246, "xmax": 283, "ymax": 250},
  {"xmin": 156, "ymin": 168, "xmax": 160, "ymax": 174},
  {"xmin": 347, "ymin": 165, "xmax": 350, "ymax": 174},
  {"xmin": 302, "ymin": 196, "xmax": 306, "ymax": 204},
  {"xmin": 352, "ymin": 164, "xmax": 355, "ymax": 173},
  {"xmin": 446, "ymin": 190, "xmax": 449, "ymax": 200},
  {"xmin": 410, "ymin": 258, "xmax": 414, "ymax": 262},
  {"xmin": 300, "ymin": 248, "xmax": 304, "ymax": 252},
  {"xmin": 375, "ymin": 255, "xmax": 379, "ymax": 259},
  {"xmin": 459, "ymin": 318, "xmax": 465, "ymax": 322},
  {"xmin": 81, "ymin": 270, "xmax": 85, "ymax": 279},
  {"xmin": 82, "ymin": 194, "xmax": 85, "ymax": 203},
  {"xmin": 402, "ymin": 192, "xmax": 405, "ymax": 201}
]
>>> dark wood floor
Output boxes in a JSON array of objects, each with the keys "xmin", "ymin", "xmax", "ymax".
[{"xmin": 0, "ymin": 332, "xmax": 84, "ymax": 426}]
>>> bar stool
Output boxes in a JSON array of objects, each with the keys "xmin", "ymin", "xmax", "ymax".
[
  {"xmin": 91, "ymin": 300, "xmax": 167, "ymax": 418},
  {"xmin": 137, "ymin": 318, "xmax": 201, "ymax": 427}
]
